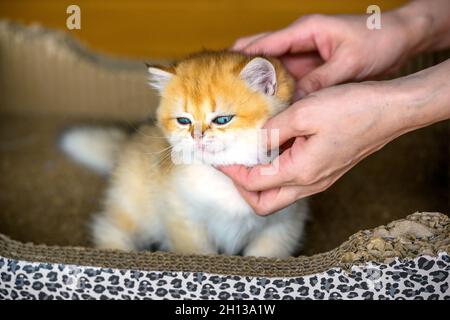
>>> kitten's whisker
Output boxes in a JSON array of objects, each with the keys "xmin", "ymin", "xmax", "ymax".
[
  {"xmin": 139, "ymin": 135, "xmax": 168, "ymax": 139},
  {"xmin": 146, "ymin": 148, "xmax": 174, "ymax": 171},
  {"xmin": 149, "ymin": 149, "xmax": 172, "ymax": 162},
  {"xmin": 143, "ymin": 145, "xmax": 173, "ymax": 156}
]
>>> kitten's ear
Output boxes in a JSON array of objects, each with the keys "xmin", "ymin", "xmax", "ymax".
[
  {"xmin": 146, "ymin": 64, "xmax": 175, "ymax": 92},
  {"xmin": 239, "ymin": 57, "xmax": 277, "ymax": 96}
]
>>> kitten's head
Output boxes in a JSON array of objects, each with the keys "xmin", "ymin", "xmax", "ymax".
[{"xmin": 148, "ymin": 51, "xmax": 295, "ymax": 166}]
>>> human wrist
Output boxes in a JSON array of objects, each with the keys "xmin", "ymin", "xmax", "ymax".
[
  {"xmin": 393, "ymin": 0, "xmax": 450, "ymax": 54},
  {"xmin": 391, "ymin": 2, "xmax": 434, "ymax": 55}
]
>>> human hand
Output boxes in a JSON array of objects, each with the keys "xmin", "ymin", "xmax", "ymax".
[
  {"xmin": 219, "ymin": 68, "xmax": 449, "ymax": 215},
  {"xmin": 232, "ymin": 11, "xmax": 428, "ymax": 97}
]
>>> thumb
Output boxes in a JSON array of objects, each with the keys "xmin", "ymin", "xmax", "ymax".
[
  {"xmin": 299, "ymin": 51, "xmax": 358, "ymax": 93},
  {"xmin": 262, "ymin": 101, "xmax": 312, "ymax": 150}
]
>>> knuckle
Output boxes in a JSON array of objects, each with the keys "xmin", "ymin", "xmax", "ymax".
[
  {"xmin": 292, "ymin": 106, "xmax": 306, "ymax": 124},
  {"xmin": 344, "ymin": 58, "xmax": 359, "ymax": 73},
  {"xmin": 291, "ymin": 105, "xmax": 314, "ymax": 132},
  {"xmin": 339, "ymin": 51, "xmax": 363, "ymax": 75}
]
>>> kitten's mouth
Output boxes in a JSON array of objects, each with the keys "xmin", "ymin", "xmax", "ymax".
[
  {"xmin": 195, "ymin": 144, "xmax": 206, "ymax": 152},
  {"xmin": 195, "ymin": 141, "xmax": 226, "ymax": 154}
]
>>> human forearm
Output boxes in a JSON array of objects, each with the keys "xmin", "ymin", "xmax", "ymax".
[
  {"xmin": 383, "ymin": 59, "xmax": 450, "ymax": 136},
  {"xmin": 394, "ymin": 0, "xmax": 450, "ymax": 54}
]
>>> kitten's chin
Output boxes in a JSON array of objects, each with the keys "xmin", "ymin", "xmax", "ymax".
[
  {"xmin": 200, "ymin": 156, "xmax": 259, "ymax": 167},
  {"xmin": 193, "ymin": 149, "xmax": 261, "ymax": 167},
  {"xmin": 170, "ymin": 148, "xmax": 261, "ymax": 167}
]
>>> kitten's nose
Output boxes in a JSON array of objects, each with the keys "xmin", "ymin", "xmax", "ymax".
[
  {"xmin": 190, "ymin": 125, "xmax": 205, "ymax": 139},
  {"xmin": 190, "ymin": 130, "xmax": 203, "ymax": 140}
]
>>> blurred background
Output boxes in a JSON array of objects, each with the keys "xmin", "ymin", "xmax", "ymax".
[{"xmin": 0, "ymin": 0, "xmax": 406, "ymax": 59}]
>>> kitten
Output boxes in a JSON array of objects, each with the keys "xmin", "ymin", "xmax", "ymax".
[{"xmin": 61, "ymin": 51, "xmax": 308, "ymax": 258}]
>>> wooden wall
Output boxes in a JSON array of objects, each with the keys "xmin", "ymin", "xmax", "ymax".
[{"xmin": 0, "ymin": 0, "xmax": 407, "ymax": 59}]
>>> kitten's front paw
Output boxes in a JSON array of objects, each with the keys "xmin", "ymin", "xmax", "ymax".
[{"xmin": 91, "ymin": 214, "xmax": 136, "ymax": 251}]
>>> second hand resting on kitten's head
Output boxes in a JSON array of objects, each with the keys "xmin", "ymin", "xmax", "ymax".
[{"xmin": 60, "ymin": 50, "xmax": 308, "ymax": 258}]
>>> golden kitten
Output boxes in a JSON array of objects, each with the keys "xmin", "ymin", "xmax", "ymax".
[{"xmin": 61, "ymin": 51, "xmax": 308, "ymax": 257}]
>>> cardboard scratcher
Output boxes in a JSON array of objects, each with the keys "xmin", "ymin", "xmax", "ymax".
[{"xmin": 0, "ymin": 20, "xmax": 449, "ymax": 299}]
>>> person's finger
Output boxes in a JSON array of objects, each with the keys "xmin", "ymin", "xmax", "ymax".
[
  {"xmin": 231, "ymin": 32, "xmax": 269, "ymax": 51},
  {"xmin": 291, "ymin": 165, "xmax": 351, "ymax": 200},
  {"xmin": 262, "ymin": 104, "xmax": 313, "ymax": 150},
  {"xmin": 242, "ymin": 22, "xmax": 317, "ymax": 56},
  {"xmin": 233, "ymin": 184, "xmax": 302, "ymax": 216},
  {"xmin": 280, "ymin": 53, "xmax": 324, "ymax": 81},
  {"xmin": 298, "ymin": 50, "xmax": 359, "ymax": 93},
  {"xmin": 236, "ymin": 162, "xmax": 354, "ymax": 215},
  {"xmin": 242, "ymin": 29, "xmax": 294, "ymax": 56},
  {"xmin": 218, "ymin": 163, "xmax": 291, "ymax": 192},
  {"xmin": 218, "ymin": 138, "xmax": 307, "ymax": 191}
]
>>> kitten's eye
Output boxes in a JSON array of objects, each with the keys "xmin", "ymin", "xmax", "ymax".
[
  {"xmin": 212, "ymin": 115, "xmax": 234, "ymax": 125},
  {"xmin": 176, "ymin": 117, "xmax": 191, "ymax": 125}
]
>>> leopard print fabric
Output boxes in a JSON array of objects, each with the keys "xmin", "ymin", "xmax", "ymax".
[{"xmin": 0, "ymin": 253, "xmax": 449, "ymax": 300}]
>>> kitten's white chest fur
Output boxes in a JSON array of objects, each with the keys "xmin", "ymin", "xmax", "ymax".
[
  {"xmin": 174, "ymin": 164, "xmax": 253, "ymax": 219},
  {"xmin": 173, "ymin": 164, "xmax": 305, "ymax": 256}
]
